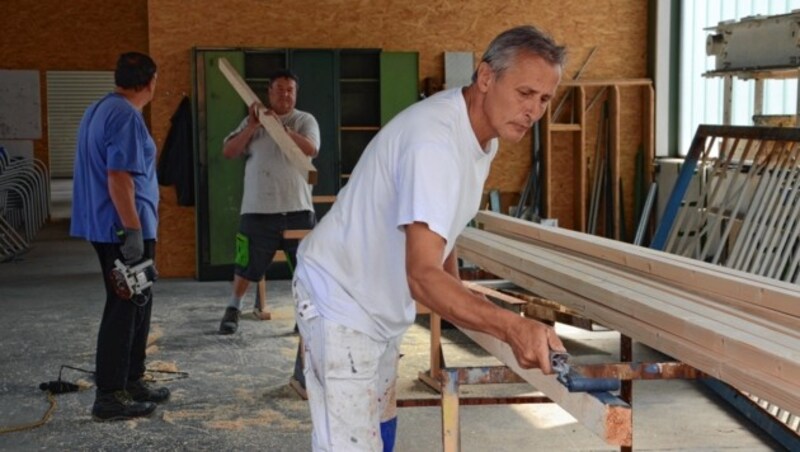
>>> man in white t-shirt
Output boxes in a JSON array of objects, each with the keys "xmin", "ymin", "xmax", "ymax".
[{"xmin": 294, "ymin": 25, "xmax": 566, "ymax": 451}]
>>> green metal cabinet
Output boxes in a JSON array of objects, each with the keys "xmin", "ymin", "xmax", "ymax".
[
  {"xmin": 195, "ymin": 50, "xmax": 247, "ymax": 280},
  {"xmin": 291, "ymin": 49, "xmax": 339, "ymax": 219},
  {"xmin": 381, "ymin": 51, "xmax": 420, "ymax": 125}
]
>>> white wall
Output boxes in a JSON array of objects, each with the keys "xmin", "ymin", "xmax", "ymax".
[{"xmin": 679, "ymin": 0, "xmax": 800, "ymax": 154}]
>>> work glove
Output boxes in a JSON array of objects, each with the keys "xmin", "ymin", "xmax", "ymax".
[{"xmin": 119, "ymin": 228, "xmax": 144, "ymax": 264}]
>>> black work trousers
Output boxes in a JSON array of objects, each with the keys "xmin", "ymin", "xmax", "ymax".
[{"xmin": 91, "ymin": 240, "xmax": 156, "ymax": 393}]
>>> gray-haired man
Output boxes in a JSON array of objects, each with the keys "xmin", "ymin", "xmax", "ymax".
[{"xmin": 294, "ymin": 25, "xmax": 567, "ymax": 450}]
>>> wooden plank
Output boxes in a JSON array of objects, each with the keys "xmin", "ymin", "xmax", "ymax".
[
  {"xmin": 254, "ymin": 278, "xmax": 271, "ymax": 320},
  {"xmin": 474, "ymin": 211, "xmax": 800, "ymax": 318},
  {"xmin": 430, "ymin": 312, "xmax": 443, "ymax": 381},
  {"xmin": 440, "ymin": 370, "xmax": 461, "ymax": 452},
  {"xmin": 458, "ymin": 328, "xmax": 631, "ymax": 446},
  {"xmin": 283, "ymin": 229, "xmax": 311, "ymax": 240},
  {"xmin": 473, "ymin": 225, "xmax": 800, "ymax": 352},
  {"xmin": 458, "ymin": 229, "xmax": 800, "ymax": 384},
  {"xmin": 312, "ymin": 195, "xmax": 337, "ymax": 204},
  {"xmin": 476, "ymin": 207, "xmax": 800, "ymax": 308},
  {"xmin": 575, "ymin": 85, "xmax": 587, "ymax": 232},
  {"xmin": 549, "ymin": 123, "xmax": 581, "ymax": 131},
  {"xmin": 609, "ymin": 85, "xmax": 621, "ymax": 240},
  {"xmin": 579, "ymin": 251, "xmax": 800, "ymax": 340},
  {"xmin": 462, "ymin": 230, "xmax": 797, "ymax": 365},
  {"xmin": 217, "ymin": 57, "xmax": 317, "ymax": 184},
  {"xmin": 462, "ymin": 280, "xmax": 526, "ymax": 305},
  {"xmin": 456, "ymin": 244, "xmax": 800, "ymax": 414},
  {"xmin": 559, "ymin": 79, "xmax": 652, "ymax": 87},
  {"xmin": 542, "ymin": 107, "xmax": 553, "ymax": 218}
]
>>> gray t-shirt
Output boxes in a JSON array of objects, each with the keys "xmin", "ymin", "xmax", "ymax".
[{"xmin": 224, "ymin": 109, "xmax": 320, "ymax": 214}]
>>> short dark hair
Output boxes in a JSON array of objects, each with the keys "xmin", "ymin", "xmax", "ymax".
[
  {"xmin": 268, "ymin": 69, "xmax": 299, "ymax": 87},
  {"xmin": 114, "ymin": 52, "xmax": 157, "ymax": 91},
  {"xmin": 472, "ymin": 25, "xmax": 566, "ymax": 83}
]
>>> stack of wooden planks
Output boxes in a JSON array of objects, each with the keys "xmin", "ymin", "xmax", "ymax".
[{"xmin": 456, "ymin": 211, "xmax": 800, "ymax": 414}]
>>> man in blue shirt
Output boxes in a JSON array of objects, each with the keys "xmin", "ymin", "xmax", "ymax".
[{"xmin": 71, "ymin": 52, "xmax": 169, "ymax": 421}]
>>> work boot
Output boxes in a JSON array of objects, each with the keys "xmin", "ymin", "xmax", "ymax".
[
  {"xmin": 218, "ymin": 307, "xmax": 240, "ymax": 334},
  {"xmin": 92, "ymin": 390, "xmax": 156, "ymax": 422},
  {"xmin": 126, "ymin": 379, "xmax": 170, "ymax": 403}
]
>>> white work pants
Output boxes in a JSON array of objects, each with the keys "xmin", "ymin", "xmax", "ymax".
[{"xmin": 294, "ymin": 281, "xmax": 401, "ymax": 452}]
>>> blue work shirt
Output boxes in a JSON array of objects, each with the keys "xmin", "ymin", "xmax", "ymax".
[{"xmin": 70, "ymin": 93, "xmax": 159, "ymax": 243}]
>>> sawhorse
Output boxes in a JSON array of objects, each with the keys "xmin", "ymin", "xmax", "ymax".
[
  {"xmin": 416, "ymin": 279, "xmax": 705, "ymax": 451},
  {"xmin": 253, "ymin": 195, "xmax": 336, "ymax": 321}
]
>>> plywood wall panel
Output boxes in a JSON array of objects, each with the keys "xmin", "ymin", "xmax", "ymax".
[
  {"xmin": 147, "ymin": 0, "xmax": 649, "ymax": 276},
  {"xmin": 157, "ymin": 187, "xmax": 196, "ymax": 277},
  {"xmin": 550, "ymin": 134, "xmax": 578, "ymax": 229},
  {"xmin": 1, "ymin": 1, "xmax": 148, "ymax": 166}
]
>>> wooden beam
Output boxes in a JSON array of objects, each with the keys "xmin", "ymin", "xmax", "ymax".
[
  {"xmin": 312, "ymin": 195, "xmax": 337, "ymax": 204},
  {"xmin": 456, "ymin": 243, "xmax": 800, "ymax": 414},
  {"xmin": 575, "ymin": 85, "xmax": 587, "ymax": 232},
  {"xmin": 559, "ymin": 78, "xmax": 653, "ymax": 87},
  {"xmin": 459, "ymin": 229, "xmax": 800, "ymax": 381},
  {"xmin": 542, "ymin": 106, "xmax": 553, "ymax": 218},
  {"xmin": 475, "ymin": 211, "xmax": 800, "ymax": 319},
  {"xmin": 609, "ymin": 85, "xmax": 621, "ymax": 239},
  {"xmin": 463, "ymin": 281, "xmax": 526, "ymax": 305},
  {"xmin": 282, "ymin": 229, "xmax": 311, "ymax": 240},
  {"xmin": 456, "ymin": 229, "xmax": 800, "ymax": 413},
  {"xmin": 458, "ymin": 328, "xmax": 632, "ymax": 446},
  {"xmin": 217, "ymin": 57, "xmax": 317, "ymax": 184}
]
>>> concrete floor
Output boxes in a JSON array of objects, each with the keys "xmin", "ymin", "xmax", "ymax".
[{"xmin": 0, "ymin": 221, "xmax": 783, "ymax": 451}]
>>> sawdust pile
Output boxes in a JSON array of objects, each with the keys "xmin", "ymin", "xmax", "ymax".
[
  {"xmin": 147, "ymin": 360, "xmax": 180, "ymax": 373},
  {"xmin": 205, "ymin": 408, "xmax": 304, "ymax": 431},
  {"xmin": 148, "ymin": 324, "xmax": 164, "ymax": 346},
  {"xmin": 162, "ymin": 404, "xmax": 308, "ymax": 432}
]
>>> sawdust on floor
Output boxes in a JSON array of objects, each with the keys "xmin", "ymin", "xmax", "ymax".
[
  {"xmin": 148, "ymin": 324, "xmax": 164, "ymax": 346},
  {"xmin": 162, "ymin": 402, "xmax": 308, "ymax": 432},
  {"xmin": 147, "ymin": 360, "xmax": 180, "ymax": 373},
  {"xmin": 76, "ymin": 378, "xmax": 94, "ymax": 390},
  {"xmin": 204, "ymin": 407, "xmax": 305, "ymax": 431}
]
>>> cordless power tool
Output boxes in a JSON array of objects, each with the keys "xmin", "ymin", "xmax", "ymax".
[
  {"xmin": 109, "ymin": 259, "xmax": 158, "ymax": 302},
  {"xmin": 550, "ymin": 351, "xmax": 621, "ymax": 393}
]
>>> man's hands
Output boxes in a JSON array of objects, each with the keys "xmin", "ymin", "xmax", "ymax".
[
  {"xmin": 120, "ymin": 228, "xmax": 144, "ymax": 264},
  {"xmin": 223, "ymin": 103, "xmax": 269, "ymax": 159},
  {"xmin": 246, "ymin": 103, "xmax": 261, "ymax": 129},
  {"xmin": 247, "ymin": 102, "xmax": 282, "ymax": 130},
  {"xmin": 504, "ymin": 316, "xmax": 566, "ymax": 374},
  {"xmin": 405, "ymin": 222, "xmax": 567, "ymax": 375}
]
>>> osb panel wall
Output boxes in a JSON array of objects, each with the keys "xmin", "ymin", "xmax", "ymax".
[
  {"xmin": 0, "ymin": 0, "xmax": 149, "ymax": 165},
  {"xmin": 149, "ymin": 0, "xmax": 649, "ymax": 277}
]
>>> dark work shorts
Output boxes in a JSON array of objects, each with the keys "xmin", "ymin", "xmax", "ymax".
[{"xmin": 234, "ymin": 211, "xmax": 316, "ymax": 282}]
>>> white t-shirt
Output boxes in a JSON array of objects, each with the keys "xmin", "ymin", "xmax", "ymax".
[
  {"xmin": 224, "ymin": 109, "xmax": 320, "ymax": 214},
  {"xmin": 295, "ymin": 88, "xmax": 498, "ymax": 340}
]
